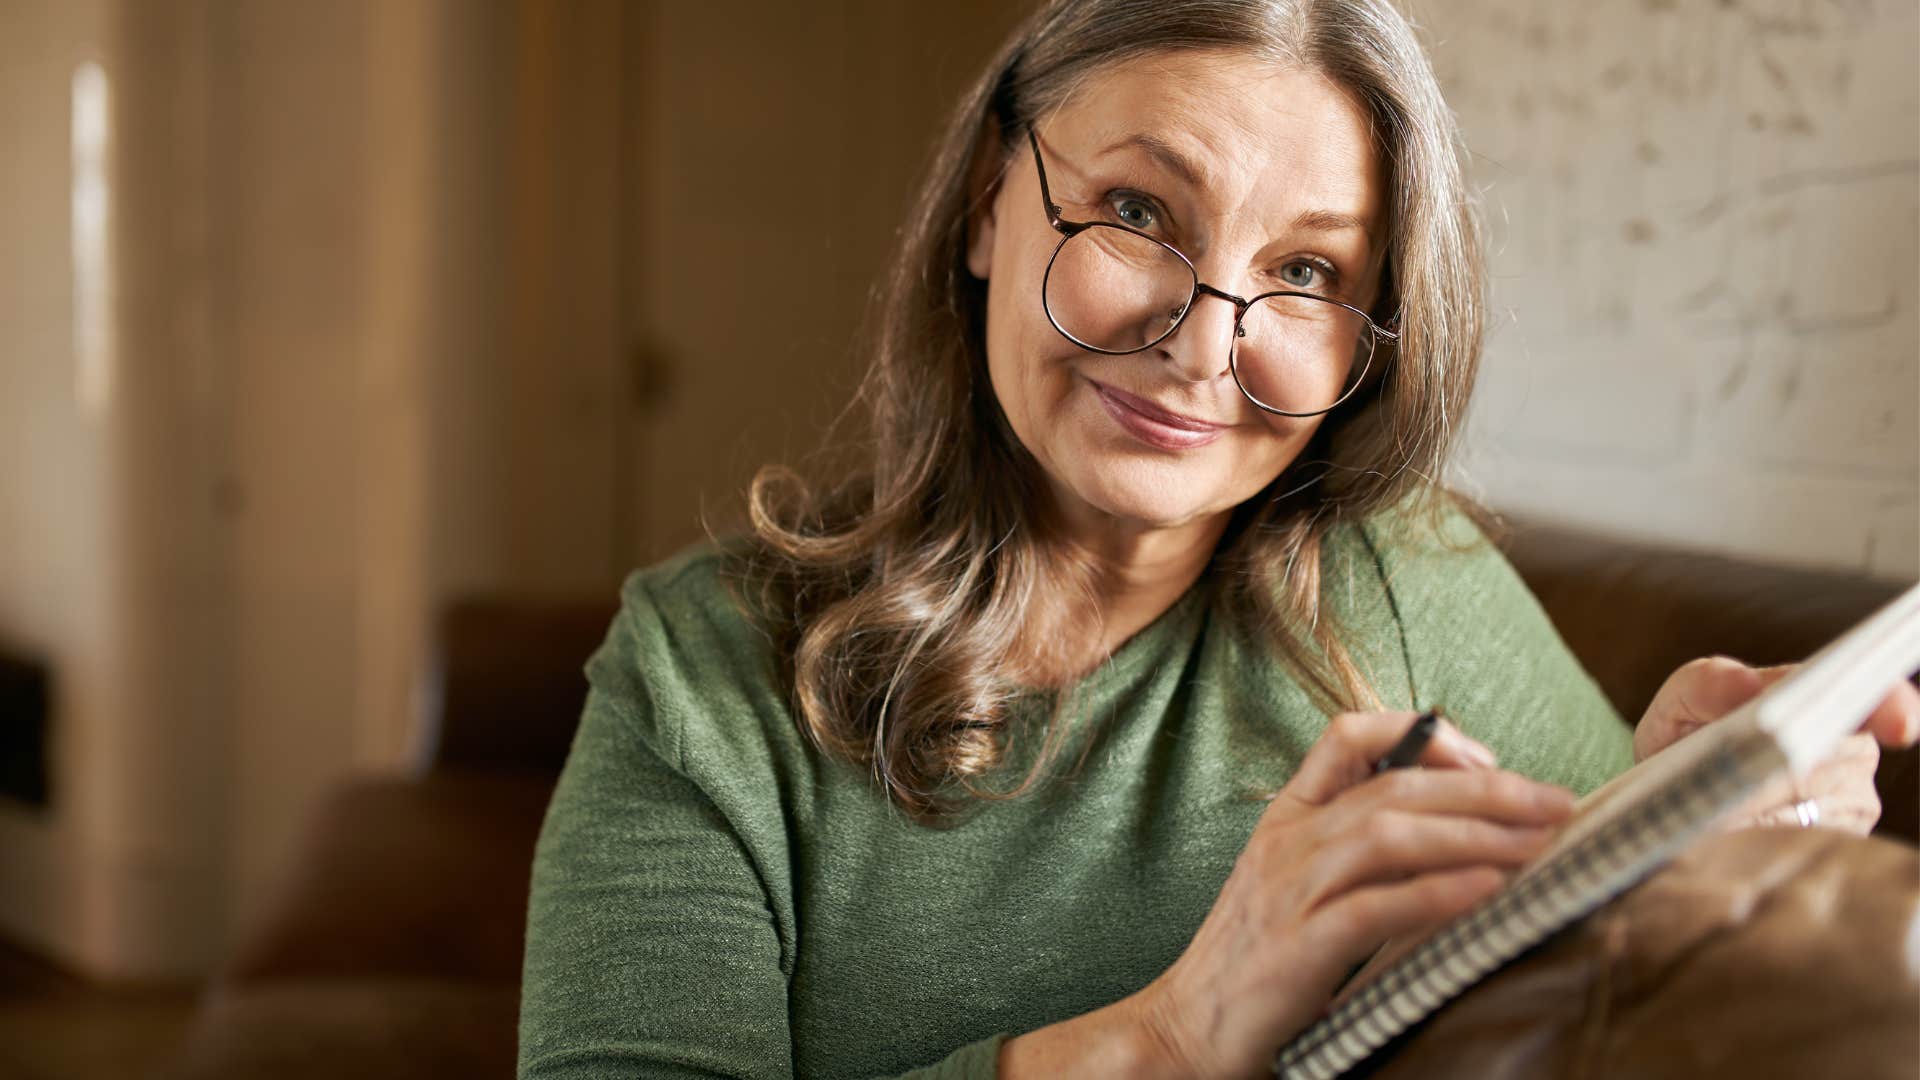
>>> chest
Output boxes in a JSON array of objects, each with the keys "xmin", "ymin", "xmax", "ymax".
[{"xmin": 780, "ymin": 667, "xmax": 1326, "ymax": 1076}]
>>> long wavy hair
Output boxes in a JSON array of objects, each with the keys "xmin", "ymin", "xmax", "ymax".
[{"xmin": 728, "ymin": 0, "xmax": 1485, "ymax": 826}]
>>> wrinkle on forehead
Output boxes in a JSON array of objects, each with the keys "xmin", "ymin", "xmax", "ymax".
[{"xmin": 1045, "ymin": 49, "xmax": 1385, "ymax": 254}]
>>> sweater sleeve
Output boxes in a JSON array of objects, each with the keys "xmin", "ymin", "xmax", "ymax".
[
  {"xmin": 1358, "ymin": 501, "xmax": 1636, "ymax": 798},
  {"xmin": 517, "ymin": 579, "xmax": 1010, "ymax": 1080}
]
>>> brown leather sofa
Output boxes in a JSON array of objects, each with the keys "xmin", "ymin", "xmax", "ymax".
[{"xmin": 163, "ymin": 521, "xmax": 1920, "ymax": 1079}]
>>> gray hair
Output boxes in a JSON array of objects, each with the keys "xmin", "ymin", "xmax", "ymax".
[{"xmin": 735, "ymin": 0, "xmax": 1487, "ymax": 826}]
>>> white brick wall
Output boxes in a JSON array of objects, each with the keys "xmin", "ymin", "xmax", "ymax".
[{"xmin": 1426, "ymin": 0, "xmax": 1919, "ymax": 579}]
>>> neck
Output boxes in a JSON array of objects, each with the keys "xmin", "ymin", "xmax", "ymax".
[{"xmin": 1011, "ymin": 491, "xmax": 1232, "ymax": 689}]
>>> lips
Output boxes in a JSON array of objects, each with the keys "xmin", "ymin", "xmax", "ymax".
[
  {"xmin": 1092, "ymin": 383, "xmax": 1222, "ymax": 432},
  {"xmin": 1089, "ymin": 380, "xmax": 1226, "ymax": 451}
]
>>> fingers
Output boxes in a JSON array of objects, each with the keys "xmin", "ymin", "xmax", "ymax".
[
  {"xmin": 1720, "ymin": 735, "xmax": 1884, "ymax": 835},
  {"xmin": 1307, "ymin": 866, "xmax": 1509, "ymax": 969},
  {"xmin": 1669, "ymin": 657, "xmax": 1777, "ymax": 727},
  {"xmin": 1642, "ymin": 658, "xmax": 1917, "ymax": 767},
  {"xmin": 1825, "ymin": 730, "xmax": 1884, "ymax": 773},
  {"xmin": 1635, "ymin": 658, "xmax": 1778, "ymax": 761},
  {"xmin": 1662, "ymin": 659, "xmax": 1916, "ymax": 749},
  {"xmin": 1732, "ymin": 786, "xmax": 1880, "ymax": 835},
  {"xmin": 1300, "ymin": 810, "xmax": 1557, "ymax": 911},
  {"xmin": 1859, "ymin": 680, "xmax": 1920, "ymax": 748},
  {"xmin": 1283, "ymin": 711, "xmax": 1496, "ymax": 807},
  {"xmin": 1335, "ymin": 764, "xmax": 1575, "ymax": 825},
  {"xmin": 1798, "ymin": 735, "xmax": 1882, "ymax": 834}
]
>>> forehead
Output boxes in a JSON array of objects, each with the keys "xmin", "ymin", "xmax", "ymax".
[{"xmin": 1048, "ymin": 50, "xmax": 1385, "ymax": 240}]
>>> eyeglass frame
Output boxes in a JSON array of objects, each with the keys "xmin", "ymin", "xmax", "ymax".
[{"xmin": 1022, "ymin": 124, "xmax": 1400, "ymax": 419}]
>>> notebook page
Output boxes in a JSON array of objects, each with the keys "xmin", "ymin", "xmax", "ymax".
[{"xmin": 1509, "ymin": 707, "xmax": 1763, "ymax": 881}]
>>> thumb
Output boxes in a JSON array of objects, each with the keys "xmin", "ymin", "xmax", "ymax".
[
  {"xmin": 1638, "ymin": 659, "xmax": 1792, "ymax": 762},
  {"xmin": 1668, "ymin": 657, "xmax": 1792, "ymax": 726}
]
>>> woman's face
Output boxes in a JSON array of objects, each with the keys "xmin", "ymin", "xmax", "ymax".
[{"xmin": 967, "ymin": 50, "xmax": 1387, "ymax": 542}]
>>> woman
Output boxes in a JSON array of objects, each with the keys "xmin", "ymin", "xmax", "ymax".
[{"xmin": 518, "ymin": 1, "xmax": 1918, "ymax": 1077}]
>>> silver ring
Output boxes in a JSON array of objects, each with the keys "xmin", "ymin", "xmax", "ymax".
[{"xmin": 1792, "ymin": 798, "xmax": 1820, "ymax": 828}]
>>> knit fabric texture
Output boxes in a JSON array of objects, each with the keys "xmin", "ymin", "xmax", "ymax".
[{"xmin": 517, "ymin": 502, "xmax": 1636, "ymax": 1078}]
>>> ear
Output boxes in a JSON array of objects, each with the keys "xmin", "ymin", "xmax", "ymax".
[{"xmin": 964, "ymin": 117, "xmax": 1010, "ymax": 281}]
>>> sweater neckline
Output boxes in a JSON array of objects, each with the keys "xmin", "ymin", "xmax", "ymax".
[{"xmin": 1006, "ymin": 576, "xmax": 1212, "ymax": 704}]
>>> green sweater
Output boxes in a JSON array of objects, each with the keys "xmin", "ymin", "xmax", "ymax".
[{"xmin": 517, "ymin": 504, "xmax": 1635, "ymax": 1078}]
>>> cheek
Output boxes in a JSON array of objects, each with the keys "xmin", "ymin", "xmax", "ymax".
[
  {"xmin": 1229, "ymin": 414, "xmax": 1324, "ymax": 485},
  {"xmin": 983, "ymin": 259, "xmax": 1078, "ymax": 431},
  {"xmin": 1255, "ymin": 409, "xmax": 1325, "ymax": 443},
  {"xmin": 982, "ymin": 276, "xmax": 1040, "ymax": 429}
]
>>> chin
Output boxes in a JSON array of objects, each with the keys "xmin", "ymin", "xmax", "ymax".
[{"xmin": 1064, "ymin": 460, "xmax": 1229, "ymax": 531}]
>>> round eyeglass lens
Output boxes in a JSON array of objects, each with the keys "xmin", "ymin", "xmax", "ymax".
[
  {"xmin": 1044, "ymin": 225, "xmax": 1375, "ymax": 416},
  {"xmin": 1232, "ymin": 294, "xmax": 1374, "ymax": 416},
  {"xmin": 1043, "ymin": 224, "xmax": 1196, "ymax": 353}
]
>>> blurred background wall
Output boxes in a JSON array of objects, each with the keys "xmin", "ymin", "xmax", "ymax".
[
  {"xmin": 0, "ymin": 0, "xmax": 1913, "ymax": 985},
  {"xmin": 0, "ymin": 0, "xmax": 1036, "ymax": 983}
]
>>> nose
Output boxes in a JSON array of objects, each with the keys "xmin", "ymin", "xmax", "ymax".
[{"xmin": 1155, "ymin": 284, "xmax": 1240, "ymax": 384}]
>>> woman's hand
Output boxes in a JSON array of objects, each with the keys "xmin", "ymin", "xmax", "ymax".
[
  {"xmin": 1125, "ymin": 711, "xmax": 1576, "ymax": 1080},
  {"xmin": 1632, "ymin": 657, "xmax": 1920, "ymax": 835}
]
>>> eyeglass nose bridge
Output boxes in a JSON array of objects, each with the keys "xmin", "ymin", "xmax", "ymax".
[{"xmin": 1163, "ymin": 281, "xmax": 1256, "ymax": 343}]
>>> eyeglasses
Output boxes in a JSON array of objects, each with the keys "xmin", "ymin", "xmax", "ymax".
[{"xmin": 1024, "ymin": 125, "xmax": 1398, "ymax": 418}]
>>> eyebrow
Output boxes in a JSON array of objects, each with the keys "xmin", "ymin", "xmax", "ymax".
[
  {"xmin": 1290, "ymin": 208, "xmax": 1373, "ymax": 237},
  {"xmin": 1098, "ymin": 132, "xmax": 1376, "ymax": 244},
  {"xmin": 1099, "ymin": 132, "xmax": 1209, "ymax": 189}
]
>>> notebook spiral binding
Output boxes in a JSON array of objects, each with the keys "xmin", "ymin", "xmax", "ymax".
[{"xmin": 1272, "ymin": 734, "xmax": 1783, "ymax": 1080}]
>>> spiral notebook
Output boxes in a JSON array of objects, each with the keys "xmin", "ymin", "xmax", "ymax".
[{"xmin": 1272, "ymin": 580, "xmax": 1920, "ymax": 1080}]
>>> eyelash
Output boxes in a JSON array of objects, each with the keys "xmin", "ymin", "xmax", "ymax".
[
  {"xmin": 1280, "ymin": 255, "xmax": 1342, "ymax": 292},
  {"xmin": 1102, "ymin": 188, "xmax": 1344, "ymax": 292},
  {"xmin": 1105, "ymin": 188, "xmax": 1167, "ymax": 232}
]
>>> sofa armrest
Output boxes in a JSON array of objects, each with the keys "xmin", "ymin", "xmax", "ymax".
[{"xmin": 218, "ymin": 770, "xmax": 557, "ymax": 984}]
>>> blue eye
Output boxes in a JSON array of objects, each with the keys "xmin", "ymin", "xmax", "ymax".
[
  {"xmin": 1279, "ymin": 258, "xmax": 1337, "ymax": 291},
  {"xmin": 1111, "ymin": 194, "xmax": 1159, "ymax": 231}
]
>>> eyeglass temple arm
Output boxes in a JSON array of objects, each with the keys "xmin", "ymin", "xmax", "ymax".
[{"xmin": 1024, "ymin": 126, "xmax": 1066, "ymax": 228}]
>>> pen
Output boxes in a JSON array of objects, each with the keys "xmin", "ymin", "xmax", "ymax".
[{"xmin": 1374, "ymin": 707, "xmax": 1443, "ymax": 773}]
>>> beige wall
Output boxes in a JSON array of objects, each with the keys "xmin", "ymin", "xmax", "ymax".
[
  {"xmin": 1429, "ymin": 0, "xmax": 1920, "ymax": 577},
  {"xmin": 624, "ymin": 1, "xmax": 1033, "ymax": 564},
  {"xmin": 0, "ymin": 0, "xmax": 1032, "ymax": 982},
  {"xmin": 0, "ymin": 0, "xmax": 122, "ymax": 976},
  {"xmin": 0, "ymin": 0, "xmax": 593, "ymax": 980},
  {"xmin": 0, "ymin": 0, "xmax": 235, "ymax": 978}
]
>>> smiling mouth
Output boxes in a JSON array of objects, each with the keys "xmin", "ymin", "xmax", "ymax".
[
  {"xmin": 1088, "ymin": 379, "xmax": 1227, "ymax": 452},
  {"xmin": 1090, "ymin": 381, "xmax": 1224, "ymax": 431}
]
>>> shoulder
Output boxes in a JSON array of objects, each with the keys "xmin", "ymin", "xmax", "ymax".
[
  {"xmin": 1346, "ymin": 487, "xmax": 1495, "ymax": 562},
  {"xmin": 587, "ymin": 535, "xmax": 792, "ymax": 770},
  {"xmin": 1326, "ymin": 488, "xmax": 1520, "ymax": 616},
  {"xmin": 613, "ymin": 534, "xmax": 767, "ymax": 655},
  {"xmin": 1310, "ymin": 489, "xmax": 1564, "ymax": 679},
  {"xmin": 1324, "ymin": 492, "xmax": 1634, "ymax": 790},
  {"xmin": 1304, "ymin": 488, "xmax": 1498, "ymax": 610}
]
